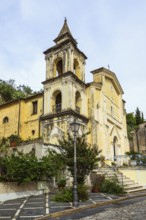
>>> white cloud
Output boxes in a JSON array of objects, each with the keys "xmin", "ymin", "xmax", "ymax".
[{"xmin": 1, "ymin": 0, "xmax": 146, "ymax": 117}]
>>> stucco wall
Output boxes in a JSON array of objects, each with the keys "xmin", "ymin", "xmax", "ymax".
[
  {"xmin": 119, "ymin": 168, "xmax": 146, "ymax": 188},
  {"xmin": 0, "ymin": 182, "xmax": 42, "ymax": 201}
]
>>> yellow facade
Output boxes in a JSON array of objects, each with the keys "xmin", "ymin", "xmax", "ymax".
[
  {"xmin": 0, "ymin": 19, "xmax": 129, "ymax": 163},
  {"xmin": 0, "ymin": 93, "xmax": 43, "ymax": 140}
]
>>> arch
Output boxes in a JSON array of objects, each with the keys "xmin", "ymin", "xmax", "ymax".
[
  {"xmin": 75, "ymin": 91, "xmax": 81, "ymax": 113},
  {"xmin": 53, "ymin": 57, "xmax": 63, "ymax": 77},
  {"xmin": 52, "ymin": 90, "xmax": 62, "ymax": 113},
  {"xmin": 3, "ymin": 117, "xmax": 9, "ymax": 124},
  {"xmin": 113, "ymin": 136, "xmax": 118, "ymax": 161},
  {"xmin": 73, "ymin": 59, "xmax": 80, "ymax": 78}
]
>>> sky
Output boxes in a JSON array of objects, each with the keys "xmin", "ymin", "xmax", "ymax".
[{"xmin": 0, "ymin": 0, "xmax": 146, "ymax": 117}]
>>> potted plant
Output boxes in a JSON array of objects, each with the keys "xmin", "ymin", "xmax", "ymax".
[
  {"xmin": 90, "ymin": 173, "xmax": 105, "ymax": 193},
  {"xmin": 57, "ymin": 178, "xmax": 67, "ymax": 190},
  {"xmin": 9, "ymin": 134, "xmax": 22, "ymax": 147}
]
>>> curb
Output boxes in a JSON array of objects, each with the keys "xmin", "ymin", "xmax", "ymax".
[{"xmin": 35, "ymin": 192, "xmax": 146, "ymax": 220}]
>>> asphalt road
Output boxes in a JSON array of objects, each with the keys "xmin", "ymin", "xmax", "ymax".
[
  {"xmin": 49, "ymin": 196, "xmax": 146, "ymax": 220},
  {"xmin": 0, "ymin": 193, "xmax": 120, "ymax": 220}
]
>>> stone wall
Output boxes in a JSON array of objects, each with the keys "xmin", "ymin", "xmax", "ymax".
[{"xmin": 0, "ymin": 181, "xmax": 50, "ymax": 201}]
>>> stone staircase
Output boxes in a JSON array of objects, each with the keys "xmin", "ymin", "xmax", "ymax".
[{"xmin": 93, "ymin": 167, "xmax": 144, "ymax": 193}]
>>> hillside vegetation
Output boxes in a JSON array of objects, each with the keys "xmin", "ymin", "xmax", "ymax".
[{"xmin": 0, "ymin": 79, "xmax": 42, "ymax": 104}]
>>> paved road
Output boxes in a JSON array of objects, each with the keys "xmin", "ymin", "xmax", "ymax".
[
  {"xmin": 0, "ymin": 193, "xmax": 119, "ymax": 220},
  {"xmin": 50, "ymin": 196, "xmax": 146, "ymax": 220}
]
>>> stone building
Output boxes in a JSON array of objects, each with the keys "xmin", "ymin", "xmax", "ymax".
[
  {"xmin": 0, "ymin": 19, "xmax": 129, "ymax": 164},
  {"xmin": 130, "ymin": 123, "xmax": 146, "ymax": 154}
]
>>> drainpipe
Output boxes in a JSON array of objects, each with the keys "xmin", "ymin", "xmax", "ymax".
[{"xmin": 18, "ymin": 100, "xmax": 21, "ymax": 136}]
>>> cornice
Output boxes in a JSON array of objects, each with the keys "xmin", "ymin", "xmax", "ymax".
[{"xmin": 40, "ymin": 109, "xmax": 89, "ymax": 123}]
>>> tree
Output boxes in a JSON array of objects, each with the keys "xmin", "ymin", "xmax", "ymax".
[
  {"xmin": 141, "ymin": 112, "xmax": 144, "ymax": 123},
  {"xmin": 0, "ymin": 150, "xmax": 61, "ymax": 184},
  {"xmin": 0, "ymin": 80, "xmax": 16, "ymax": 103},
  {"xmin": 135, "ymin": 107, "xmax": 141, "ymax": 125},
  {"xmin": 135, "ymin": 107, "xmax": 145, "ymax": 125},
  {"xmin": 126, "ymin": 113, "xmax": 136, "ymax": 139},
  {"xmin": 58, "ymin": 134, "xmax": 101, "ymax": 185},
  {"xmin": 0, "ymin": 79, "xmax": 41, "ymax": 104}
]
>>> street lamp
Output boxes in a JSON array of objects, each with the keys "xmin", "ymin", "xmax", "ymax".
[{"xmin": 70, "ymin": 120, "xmax": 80, "ymax": 208}]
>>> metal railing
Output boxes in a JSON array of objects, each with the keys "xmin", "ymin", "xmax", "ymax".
[
  {"xmin": 103, "ymin": 163, "xmax": 124, "ymax": 188},
  {"xmin": 52, "ymin": 103, "xmax": 62, "ymax": 113}
]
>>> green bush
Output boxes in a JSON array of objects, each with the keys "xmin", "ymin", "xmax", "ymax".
[
  {"xmin": 53, "ymin": 187, "xmax": 73, "ymax": 202},
  {"xmin": 101, "ymin": 175, "xmax": 125, "ymax": 194},
  {"xmin": 53, "ymin": 184, "xmax": 89, "ymax": 202},
  {"xmin": 57, "ymin": 178, "xmax": 66, "ymax": 187},
  {"xmin": 78, "ymin": 184, "xmax": 88, "ymax": 201}
]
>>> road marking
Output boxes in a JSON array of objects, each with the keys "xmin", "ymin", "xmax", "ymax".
[
  {"xmin": 12, "ymin": 198, "xmax": 28, "ymax": 220},
  {"xmin": 19, "ymin": 215, "xmax": 43, "ymax": 218},
  {"xmin": 23, "ymin": 207, "xmax": 43, "ymax": 209},
  {"xmin": 46, "ymin": 193, "xmax": 49, "ymax": 214},
  {"xmin": 89, "ymin": 198, "xmax": 96, "ymax": 204},
  {"xmin": 3, "ymin": 203, "xmax": 21, "ymax": 206},
  {"xmin": 0, "ymin": 217, "xmax": 11, "ymax": 219},
  {"xmin": 0, "ymin": 208, "xmax": 16, "ymax": 210},
  {"xmin": 100, "ymin": 193, "xmax": 113, "ymax": 200},
  {"xmin": 27, "ymin": 202, "xmax": 44, "ymax": 204}
]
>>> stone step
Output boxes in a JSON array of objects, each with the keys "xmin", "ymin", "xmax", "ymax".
[
  {"xmin": 118, "ymin": 179, "xmax": 133, "ymax": 184},
  {"xmin": 124, "ymin": 183, "xmax": 140, "ymax": 189},
  {"xmin": 94, "ymin": 168, "xmax": 144, "ymax": 193},
  {"xmin": 126, "ymin": 186, "xmax": 144, "ymax": 193}
]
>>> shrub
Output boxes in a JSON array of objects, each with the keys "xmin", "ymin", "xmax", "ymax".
[
  {"xmin": 78, "ymin": 184, "xmax": 88, "ymax": 201},
  {"xmin": 101, "ymin": 175, "xmax": 125, "ymax": 194},
  {"xmin": 53, "ymin": 184, "xmax": 89, "ymax": 202},
  {"xmin": 57, "ymin": 178, "xmax": 67, "ymax": 190},
  {"xmin": 53, "ymin": 187, "xmax": 73, "ymax": 202}
]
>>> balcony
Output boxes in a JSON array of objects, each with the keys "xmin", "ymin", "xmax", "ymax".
[
  {"xmin": 52, "ymin": 103, "xmax": 62, "ymax": 113},
  {"xmin": 52, "ymin": 104, "xmax": 81, "ymax": 114}
]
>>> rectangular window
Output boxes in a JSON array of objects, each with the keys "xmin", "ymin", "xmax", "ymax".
[{"xmin": 32, "ymin": 101, "xmax": 38, "ymax": 115}]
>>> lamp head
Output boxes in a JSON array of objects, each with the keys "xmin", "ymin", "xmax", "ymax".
[{"xmin": 70, "ymin": 120, "xmax": 80, "ymax": 133}]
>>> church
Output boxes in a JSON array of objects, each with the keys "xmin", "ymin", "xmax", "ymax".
[{"xmin": 0, "ymin": 19, "xmax": 129, "ymax": 164}]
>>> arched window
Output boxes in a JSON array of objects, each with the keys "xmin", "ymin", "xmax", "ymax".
[
  {"xmin": 73, "ymin": 59, "xmax": 80, "ymax": 78},
  {"xmin": 3, "ymin": 117, "xmax": 9, "ymax": 124},
  {"xmin": 32, "ymin": 130, "xmax": 35, "ymax": 135},
  {"xmin": 52, "ymin": 90, "xmax": 62, "ymax": 113},
  {"xmin": 113, "ymin": 136, "xmax": 118, "ymax": 161},
  {"xmin": 75, "ymin": 91, "xmax": 81, "ymax": 113},
  {"xmin": 56, "ymin": 59, "xmax": 63, "ymax": 76}
]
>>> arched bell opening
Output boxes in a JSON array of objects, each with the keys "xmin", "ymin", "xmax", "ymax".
[
  {"xmin": 53, "ymin": 58, "xmax": 63, "ymax": 77},
  {"xmin": 52, "ymin": 90, "xmax": 62, "ymax": 113},
  {"xmin": 73, "ymin": 59, "xmax": 80, "ymax": 79},
  {"xmin": 75, "ymin": 91, "xmax": 81, "ymax": 114}
]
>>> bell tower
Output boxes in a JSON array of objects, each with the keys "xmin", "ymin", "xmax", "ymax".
[
  {"xmin": 44, "ymin": 18, "xmax": 87, "ymax": 82},
  {"xmin": 41, "ymin": 19, "xmax": 88, "ymax": 145}
]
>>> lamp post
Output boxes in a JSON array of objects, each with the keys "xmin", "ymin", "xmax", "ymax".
[{"xmin": 70, "ymin": 120, "xmax": 80, "ymax": 208}]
